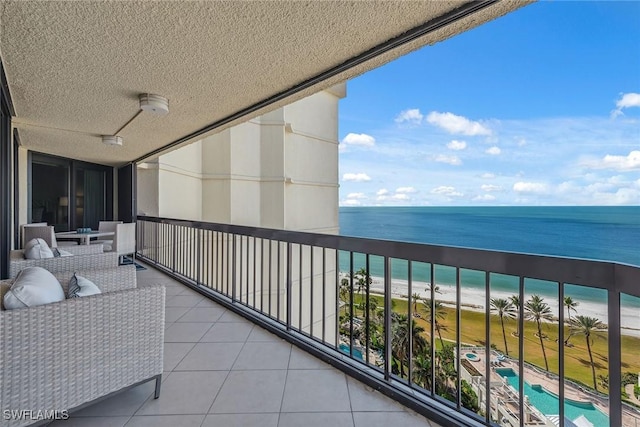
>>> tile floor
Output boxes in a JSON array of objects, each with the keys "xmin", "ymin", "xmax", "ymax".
[{"xmin": 49, "ymin": 264, "xmax": 442, "ymax": 427}]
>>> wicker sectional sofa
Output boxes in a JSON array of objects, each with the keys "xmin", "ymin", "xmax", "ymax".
[
  {"xmin": 0, "ymin": 266, "xmax": 165, "ymax": 427},
  {"xmin": 9, "ymin": 248, "xmax": 117, "ymax": 279}
]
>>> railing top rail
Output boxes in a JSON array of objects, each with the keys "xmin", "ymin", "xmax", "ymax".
[{"xmin": 137, "ymin": 215, "xmax": 640, "ymax": 296}]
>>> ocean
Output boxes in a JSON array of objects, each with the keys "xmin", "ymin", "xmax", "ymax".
[{"xmin": 338, "ymin": 206, "xmax": 640, "ymax": 310}]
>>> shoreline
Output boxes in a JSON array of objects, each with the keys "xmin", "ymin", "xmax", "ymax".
[{"xmin": 355, "ymin": 276, "xmax": 640, "ymax": 338}]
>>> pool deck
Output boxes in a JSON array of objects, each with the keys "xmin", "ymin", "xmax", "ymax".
[{"xmin": 465, "ymin": 351, "xmax": 640, "ymax": 427}]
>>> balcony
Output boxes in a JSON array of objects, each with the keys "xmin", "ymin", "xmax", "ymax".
[
  {"xmin": 48, "ymin": 264, "xmax": 441, "ymax": 427},
  {"xmin": 129, "ymin": 216, "xmax": 640, "ymax": 427}
]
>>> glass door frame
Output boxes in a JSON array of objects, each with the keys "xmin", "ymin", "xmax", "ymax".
[{"xmin": 28, "ymin": 151, "xmax": 114, "ymax": 230}]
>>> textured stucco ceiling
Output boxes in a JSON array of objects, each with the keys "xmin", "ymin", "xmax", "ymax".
[{"xmin": 0, "ymin": 1, "xmax": 529, "ymax": 166}]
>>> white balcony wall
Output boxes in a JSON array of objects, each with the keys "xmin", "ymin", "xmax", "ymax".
[
  {"xmin": 139, "ymin": 85, "xmax": 344, "ymax": 233},
  {"xmin": 137, "ymin": 86, "xmax": 344, "ymax": 347}
]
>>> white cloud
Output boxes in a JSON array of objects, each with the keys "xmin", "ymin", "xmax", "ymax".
[
  {"xmin": 376, "ymin": 195, "xmax": 388, "ymax": 201},
  {"xmin": 481, "ymin": 184, "xmax": 502, "ymax": 192},
  {"xmin": 473, "ymin": 194, "xmax": 496, "ymax": 202},
  {"xmin": 391, "ymin": 193, "xmax": 410, "ymax": 201},
  {"xmin": 376, "ymin": 188, "xmax": 389, "ymax": 196},
  {"xmin": 611, "ymin": 92, "xmax": 640, "ymax": 118},
  {"xmin": 480, "ymin": 173, "xmax": 496, "ymax": 179},
  {"xmin": 486, "ymin": 146, "xmax": 501, "ymax": 155},
  {"xmin": 431, "ymin": 186, "xmax": 464, "ymax": 197},
  {"xmin": 513, "ymin": 182, "xmax": 547, "ymax": 193},
  {"xmin": 395, "ymin": 186, "xmax": 417, "ymax": 194},
  {"xmin": 426, "ymin": 111, "xmax": 492, "ymax": 136},
  {"xmin": 341, "ymin": 199, "xmax": 361, "ymax": 206},
  {"xmin": 447, "ymin": 140, "xmax": 467, "ymax": 151},
  {"xmin": 395, "ymin": 108, "xmax": 424, "ymax": 125},
  {"xmin": 434, "ymin": 154, "xmax": 462, "ymax": 166},
  {"xmin": 583, "ymin": 151, "xmax": 640, "ymax": 172},
  {"xmin": 341, "ymin": 133, "xmax": 376, "ymax": 147},
  {"xmin": 347, "ymin": 192, "xmax": 366, "ymax": 199},
  {"xmin": 342, "ymin": 173, "xmax": 371, "ymax": 182}
]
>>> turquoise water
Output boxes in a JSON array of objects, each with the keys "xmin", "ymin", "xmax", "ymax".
[
  {"xmin": 339, "ymin": 206, "xmax": 640, "ymax": 307},
  {"xmin": 496, "ymin": 368, "xmax": 609, "ymax": 426},
  {"xmin": 339, "ymin": 343, "xmax": 364, "ymax": 360}
]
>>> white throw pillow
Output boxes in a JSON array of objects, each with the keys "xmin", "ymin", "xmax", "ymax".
[
  {"xmin": 3, "ymin": 267, "xmax": 65, "ymax": 310},
  {"xmin": 53, "ymin": 248, "xmax": 74, "ymax": 257},
  {"xmin": 24, "ymin": 238, "xmax": 54, "ymax": 259},
  {"xmin": 68, "ymin": 273, "xmax": 102, "ymax": 298}
]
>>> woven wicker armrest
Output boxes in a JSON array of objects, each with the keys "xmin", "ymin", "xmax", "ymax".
[
  {"xmin": 57, "ymin": 245, "xmax": 105, "ymax": 256},
  {"xmin": 9, "ymin": 252, "xmax": 119, "ymax": 278},
  {"xmin": 53, "ymin": 265, "xmax": 137, "ymax": 295},
  {"xmin": 0, "ymin": 285, "xmax": 165, "ymax": 427}
]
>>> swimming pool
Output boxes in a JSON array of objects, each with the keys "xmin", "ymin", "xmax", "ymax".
[
  {"xmin": 339, "ymin": 343, "xmax": 364, "ymax": 360},
  {"xmin": 495, "ymin": 368, "xmax": 609, "ymax": 427},
  {"xmin": 465, "ymin": 353, "xmax": 480, "ymax": 362}
]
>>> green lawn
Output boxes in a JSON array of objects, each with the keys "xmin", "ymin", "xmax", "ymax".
[{"xmin": 348, "ymin": 293, "xmax": 640, "ymax": 393}]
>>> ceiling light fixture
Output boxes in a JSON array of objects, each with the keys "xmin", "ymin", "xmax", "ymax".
[
  {"xmin": 102, "ymin": 135, "xmax": 123, "ymax": 146},
  {"xmin": 101, "ymin": 93, "xmax": 170, "ymax": 146},
  {"xmin": 139, "ymin": 93, "xmax": 170, "ymax": 116}
]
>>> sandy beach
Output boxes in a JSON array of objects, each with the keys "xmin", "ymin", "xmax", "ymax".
[{"xmin": 359, "ymin": 276, "xmax": 640, "ymax": 338}]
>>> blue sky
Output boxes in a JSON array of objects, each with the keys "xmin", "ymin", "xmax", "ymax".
[{"xmin": 338, "ymin": 1, "xmax": 640, "ymax": 206}]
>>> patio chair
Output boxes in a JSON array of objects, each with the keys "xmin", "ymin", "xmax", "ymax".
[
  {"xmin": 103, "ymin": 223, "xmax": 136, "ymax": 264},
  {"xmin": 22, "ymin": 225, "xmax": 77, "ymax": 248},
  {"xmin": 90, "ymin": 220, "xmax": 122, "ymax": 247},
  {"xmin": 19, "ymin": 223, "xmax": 47, "ymax": 248},
  {"xmin": 0, "ymin": 265, "xmax": 165, "ymax": 427}
]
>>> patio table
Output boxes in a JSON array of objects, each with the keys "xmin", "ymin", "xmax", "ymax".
[{"xmin": 55, "ymin": 230, "xmax": 114, "ymax": 246}]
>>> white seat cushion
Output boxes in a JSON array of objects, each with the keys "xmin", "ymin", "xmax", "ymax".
[{"xmin": 3, "ymin": 267, "xmax": 65, "ymax": 310}]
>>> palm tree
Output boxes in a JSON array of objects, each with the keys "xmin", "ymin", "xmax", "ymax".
[
  {"xmin": 509, "ymin": 295, "xmax": 520, "ymax": 310},
  {"xmin": 524, "ymin": 295, "xmax": 554, "ymax": 371},
  {"xmin": 411, "ymin": 292, "xmax": 421, "ymax": 315},
  {"xmin": 490, "ymin": 298, "xmax": 516, "ymax": 355},
  {"xmin": 570, "ymin": 315, "xmax": 607, "ymax": 391},
  {"xmin": 422, "ymin": 299, "xmax": 448, "ymax": 348},
  {"xmin": 391, "ymin": 314, "xmax": 428, "ymax": 378},
  {"xmin": 354, "ymin": 268, "xmax": 371, "ymax": 302},
  {"xmin": 412, "ymin": 353, "xmax": 432, "ymax": 390},
  {"xmin": 563, "ymin": 296, "xmax": 579, "ymax": 345},
  {"xmin": 509, "ymin": 295, "xmax": 521, "ymax": 337},
  {"xmin": 425, "ymin": 283, "xmax": 442, "ymax": 295},
  {"xmin": 339, "ymin": 277, "xmax": 350, "ymax": 314}
]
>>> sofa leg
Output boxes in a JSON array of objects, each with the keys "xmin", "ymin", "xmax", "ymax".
[{"xmin": 154, "ymin": 374, "xmax": 162, "ymax": 399}]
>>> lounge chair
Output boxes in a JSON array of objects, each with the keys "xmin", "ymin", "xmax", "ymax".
[{"xmin": 0, "ymin": 266, "xmax": 165, "ymax": 427}]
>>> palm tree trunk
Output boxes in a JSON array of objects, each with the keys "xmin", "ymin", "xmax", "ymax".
[
  {"xmin": 436, "ymin": 324, "xmax": 445, "ymax": 348},
  {"xmin": 537, "ymin": 321, "xmax": 549, "ymax": 371},
  {"xmin": 500, "ymin": 315, "xmax": 509, "ymax": 355},
  {"xmin": 586, "ymin": 336, "xmax": 597, "ymax": 391},
  {"xmin": 564, "ymin": 310, "xmax": 572, "ymax": 345}
]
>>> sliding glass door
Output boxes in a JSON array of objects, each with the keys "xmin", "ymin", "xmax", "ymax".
[{"xmin": 29, "ymin": 153, "xmax": 113, "ymax": 231}]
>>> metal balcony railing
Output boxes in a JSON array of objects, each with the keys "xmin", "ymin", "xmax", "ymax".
[{"xmin": 136, "ymin": 215, "xmax": 640, "ymax": 427}]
